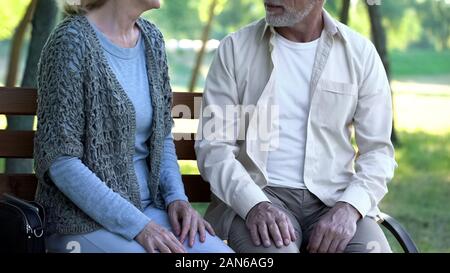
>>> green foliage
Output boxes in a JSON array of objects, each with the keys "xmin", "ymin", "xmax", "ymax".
[
  {"xmin": 347, "ymin": 0, "xmax": 371, "ymax": 39},
  {"xmin": 415, "ymin": 0, "xmax": 450, "ymax": 50},
  {"xmin": 144, "ymin": 0, "xmax": 202, "ymax": 39},
  {"xmin": 213, "ymin": 0, "xmax": 265, "ymax": 39},
  {"xmin": 0, "ymin": 0, "xmax": 31, "ymax": 40},
  {"xmin": 384, "ymin": 9, "xmax": 422, "ymax": 51}
]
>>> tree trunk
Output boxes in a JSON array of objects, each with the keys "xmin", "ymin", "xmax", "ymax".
[
  {"xmin": 340, "ymin": 0, "xmax": 351, "ymax": 25},
  {"xmin": 5, "ymin": 0, "xmax": 37, "ymax": 87},
  {"xmin": 5, "ymin": 0, "xmax": 59, "ymax": 174},
  {"xmin": 366, "ymin": 3, "xmax": 399, "ymax": 146},
  {"xmin": 188, "ymin": 0, "xmax": 218, "ymax": 93}
]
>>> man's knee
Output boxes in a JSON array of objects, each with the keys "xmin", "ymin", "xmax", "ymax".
[
  {"xmin": 344, "ymin": 217, "xmax": 392, "ymax": 253},
  {"xmin": 228, "ymin": 215, "xmax": 301, "ymax": 253}
]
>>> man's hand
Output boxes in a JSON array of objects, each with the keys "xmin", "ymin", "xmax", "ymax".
[
  {"xmin": 168, "ymin": 200, "xmax": 215, "ymax": 247},
  {"xmin": 135, "ymin": 221, "xmax": 186, "ymax": 253},
  {"xmin": 245, "ymin": 202, "xmax": 297, "ymax": 248},
  {"xmin": 307, "ymin": 202, "xmax": 361, "ymax": 253}
]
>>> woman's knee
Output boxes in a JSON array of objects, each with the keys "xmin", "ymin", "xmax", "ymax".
[{"xmin": 185, "ymin": 233, "xmax": 234, "ymax": 253}]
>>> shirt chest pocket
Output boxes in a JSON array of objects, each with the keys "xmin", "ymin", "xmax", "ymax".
[{"xmin": 313, "ymin": 79, "xmax": 358, "ymax": 128}]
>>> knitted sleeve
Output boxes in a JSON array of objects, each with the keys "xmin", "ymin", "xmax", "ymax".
[
  {"xmin": 33, "ymin": 21, "xmax": 86, "ymax": 184},
  {"xmin": 155, "ymin": 26, "xmax": 174, "ymax": 137}
]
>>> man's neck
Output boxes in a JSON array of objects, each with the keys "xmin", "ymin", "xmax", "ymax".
[{"xmin": 275, "ymin": 9, "xmax": 324, "ymax": 43}]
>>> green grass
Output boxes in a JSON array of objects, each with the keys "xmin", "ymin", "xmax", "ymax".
[
  {"xmin": 381, "ymin": 132, "xmax": 450, "ymax": 253},
  {"xmin": 391, "ymin": 49, "xmax": 450, "ymax": 78}
]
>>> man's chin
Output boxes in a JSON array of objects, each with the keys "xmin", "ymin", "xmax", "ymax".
[{"xmin": 266, "ymin": 16, "xmax": 292, "ymax": 27}]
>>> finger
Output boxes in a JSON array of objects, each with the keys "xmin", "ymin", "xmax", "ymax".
[
  {"xmin": 204, "ymin": 221, "xmax": 216, "ymax": 236},
  {"xmin": 189, "ymin": 217, "xmax": 199, "ymax": 247},
  {"xmin": 268, "ymin": 221, "xmax": 283, "ymax": 248},
  {"xmin": 166, "ymin": 237, "xmax": 186, "ymax": 253},
  {"xmin": 317, "ymin": 232, "xmax": 333, "ymax": 253},
  {"xmin": 179, "ymin": 212, "xmax": 192, "ymax": 244},
  {"xmin": 155, "ymin": 239, "xmax": 171, "ymax": 253},
  {"xmin": 337, "ymin": 237, "xmax": 352, "ymax": 253},
  {"xmin": 171, "ymin": 233, "xmax": 187, "ymax": 253},
  {"xmin": 249, "ymin": 224, "xmax": 261, "ymax": 246},
  {"xmin": 277, "ymin": 219, "xmax": 292, "ymax": 246},
  {"xmin": 258, "ymin": 223, "xmax": 271, "ymax": 248},
  {"xmin": 287, "ymin": 219, "xmax": 297, "ymax": 242},
  {"xmin": 198, "ymin": 219, "xmax": 206, "ymax": 243},
  {"xmin": 145, "ymin": 241, "xmax": 156, "ymax": 253},
  {"xmin": 166, "ymin": 232, "xmax": 186, "ymax": 253},
  {"xmin": 307, "ymin": 226, "xmax": 325, "ymax": 253},
  {"xmin": 328, "ymin": 238, "xmax": 341, "ymax": 253},
  {"xmin": 169, "ymin": 210, "xmax": 181, "ymax": 236}
]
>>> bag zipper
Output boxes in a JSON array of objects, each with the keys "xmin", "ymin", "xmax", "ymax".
[{"xmin": 1, "ymin": 201, "xmax": 43, "ymax": 238}]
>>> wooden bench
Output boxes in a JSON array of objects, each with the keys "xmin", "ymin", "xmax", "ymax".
[{"xmin": 0, "ymin": 86, "xmax": 418, "ymax": 253}]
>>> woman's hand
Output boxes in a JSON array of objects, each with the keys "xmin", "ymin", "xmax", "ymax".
[
  {"xmin": 168, "ymin": 200, "xmax": 216, "ymax": 247},
  {"xmin": 135, "ymin": 221, "xmax": 186, "ymax": 253}
]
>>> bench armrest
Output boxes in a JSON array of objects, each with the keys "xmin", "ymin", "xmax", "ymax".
[{"xmin": 377, "ymin": 212, "xmax": 419, "ymax": 253}]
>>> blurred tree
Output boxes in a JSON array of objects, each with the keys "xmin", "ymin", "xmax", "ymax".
[
  {"xmin": 324, "ymin": 0, "xmax": 339, "ymax": 17},
  {"xmin": 380, "ymin": 0, "xmax": 421, "ymax": 51},
  {"xmin": 415, "ymin": 0, "xmax": 450, "ymax": 50},
  {"xmin": 146, "ymin": 0, "xmax": 202, "ymax": 39},
  {"xmin": 0, "ymin": 0, "xmax": 32, "ymax": 40},
  {"xmin": 340, "ymin": 0, "xmax": 350, "ymax": 25},
  {"xmin": 188, "ymin": 0, "xmax": 226, "ymax": 92},
  {"xmin": 213, "ymin": 0, "xmax": 265, "ymax": 39},
  {"xmin": 366, "ymin": 2, "xmax": 398, "ymax": 145},
  {"xmin": 5, "ymin": 0, "xmax": 37, "ymax": 87},
  {"xmin": 5, "ymin": 0, "xmax": 59, "ymax": 174}
]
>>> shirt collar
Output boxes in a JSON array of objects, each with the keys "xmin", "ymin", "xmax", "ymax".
[{"xmin": 260, "ymin": 8, "xmax": 346, "ymax": 43}]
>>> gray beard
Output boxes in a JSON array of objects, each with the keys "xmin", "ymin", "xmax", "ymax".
[{"xmin": 265, "ymin": 0, "xmax": 316, "ymax": 27}]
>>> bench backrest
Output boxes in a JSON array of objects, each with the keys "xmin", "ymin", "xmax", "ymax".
[{"xmin": 0, "ymin": 87, "xmax": 211, "ymax": 202}]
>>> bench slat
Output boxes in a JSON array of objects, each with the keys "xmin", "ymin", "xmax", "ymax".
[
  {"xmin": 0, "ymin": 87, "xmax": 202, "ymax": 118},
  {"xmin": 172, "ymin": 92, "xmax": 203, "ymax": 119},
  {"xmin": 0, "ymin": 131, "xmax": 198, "ymax": 160},
  {"xmin": 0, "ymin": 130, "xmax": 34, "ymax": 158},
  {"xmin": 0, "ymin": 174, "xmax": 210, "ymax": 203},
  {"xmin": 0, "ymin": 174, "xmax": 37, "ymax": 201},
  {"xmin": 0, "ymin": 87, "xmax": 37, "ymax": 115},
  {"xmin": 174, "ymin": 133, "xmax": 196, "ymax": 160}
]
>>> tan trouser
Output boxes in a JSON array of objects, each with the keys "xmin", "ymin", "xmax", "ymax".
[{"xmin": 228, "ymin": 187, "xmax": 391, "ymax": 253}]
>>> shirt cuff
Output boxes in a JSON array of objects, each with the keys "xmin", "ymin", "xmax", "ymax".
[
  {"xmin": 231, "ymin": 183, "xmax": 271, "ymax": 220},
  {"xmin": 337, "ymin": 183, "xmax": 372, "ymax": 218}
]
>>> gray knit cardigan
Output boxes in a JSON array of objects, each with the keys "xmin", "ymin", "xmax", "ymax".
[{"xmin": 33, "ymin": 15, "xmax": 173, "ymax": 234}]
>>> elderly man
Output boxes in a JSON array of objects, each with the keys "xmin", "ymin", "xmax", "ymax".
[{"xmin": 195, "ymin": 0, "xmax": 397, "ymax": 253}]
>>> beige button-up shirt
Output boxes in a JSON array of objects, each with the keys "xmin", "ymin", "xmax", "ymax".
[{"xmin": 195, "ymin": 10, "xmax": 397, "ymax": 238}]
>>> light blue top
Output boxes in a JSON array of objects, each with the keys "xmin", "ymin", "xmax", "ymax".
[{"xmin": 48, "ymin": 19, "xmax": 188, "ymax": 240}]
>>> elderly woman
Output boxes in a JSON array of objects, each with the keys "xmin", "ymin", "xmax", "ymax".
[{"xmin": 33, "ymin": 0, "xmax": 232, "ymax": 253}]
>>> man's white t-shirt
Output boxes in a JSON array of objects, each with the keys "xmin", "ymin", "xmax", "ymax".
[{"xmin": 266, "ymin": 32, "xmax": 320, "ymax": 189}]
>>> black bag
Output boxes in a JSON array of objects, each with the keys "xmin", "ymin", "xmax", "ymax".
[{"xmin": 0, "ymin": 193, "xmax": 46, "ymax": 253}]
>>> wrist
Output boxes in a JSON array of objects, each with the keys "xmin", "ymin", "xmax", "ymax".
[
  {"xmin": 135, "ymin": 220, "xmax": 152, "ymax": 243},
  {"xmin": 245, "ymin": 201, "xmax": 271, "ymax": 221},
  {"xmin": 337, "ymin": 202, "xmax": 362, "ymax": 220}
]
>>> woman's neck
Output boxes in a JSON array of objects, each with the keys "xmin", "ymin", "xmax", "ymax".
[{"xmin": 86, "ymin": 1, "xmax": 143, "ymax": 48}]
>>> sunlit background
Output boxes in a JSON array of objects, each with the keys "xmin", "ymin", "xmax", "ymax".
[{"xmin": 0, "ymin": 0, "xmax": 449, "ymax": 252}]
